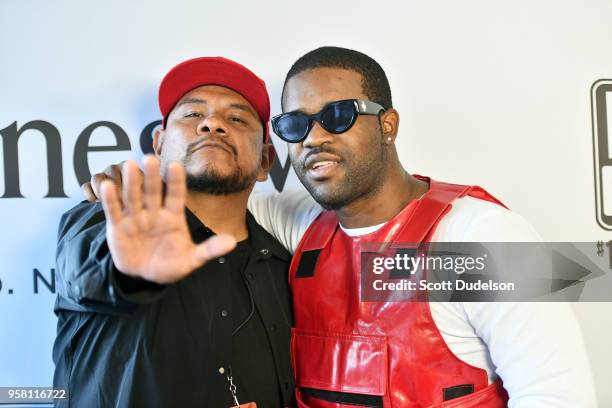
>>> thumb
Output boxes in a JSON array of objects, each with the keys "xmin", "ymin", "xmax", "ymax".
[{"xmin": 192, "ymin": 234, "xmax": 237, "ymax": 266}]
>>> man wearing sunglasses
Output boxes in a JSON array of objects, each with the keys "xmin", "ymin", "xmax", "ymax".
[
  {"xmin": 259, "ymin": 46, "xmax": 596, "ymax": 407},
  {"xmin": 84, "ymin": 47, "xmax": 596, "ymax": 407}
]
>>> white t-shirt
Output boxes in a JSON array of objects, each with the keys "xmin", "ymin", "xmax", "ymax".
[{"xmin": 247, "ymin": 189, "xmax": 597, "ymax": 407}]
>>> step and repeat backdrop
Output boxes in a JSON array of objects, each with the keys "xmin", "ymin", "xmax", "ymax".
[{"xmin": 1, "ymin": 0, "xmax": 611, "ymax": 405}]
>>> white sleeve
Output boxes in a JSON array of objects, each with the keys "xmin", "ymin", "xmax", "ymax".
[
  {"xmin": 464, "ymin": 301, "xmax": 597, "ymax": 408},
  {"xmin": 247, "ymin": 189, "xmax": 323, "ymax": 254},
  {"xmin": 431, "ymin": 196, "xmax": 543, "ymax": 243},
  {"xmin": 450, "ymin": 203, "xmax": 597, "ymax": 407}
]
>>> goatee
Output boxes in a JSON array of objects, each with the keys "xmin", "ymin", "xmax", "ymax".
[{"xmin": 185, "ymin": 167, "xmax": 256, "ymax": 195}]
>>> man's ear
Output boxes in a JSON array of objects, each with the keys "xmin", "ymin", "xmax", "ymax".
[
  {"xmin": 380, "ymin": 108, "xmax": 400, "ymax": 143},
  {"xmin": 256, "ymin": 143, "xmax": 276, "ymax": 182},
  {"xmin": 152, "ymin": 126, "xmax": 165, "ymax": 156}
]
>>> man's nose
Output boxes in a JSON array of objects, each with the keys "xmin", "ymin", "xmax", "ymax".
[
  {"xmin": 197, "ymin": 116, "xmax": 227, "ymax": 136},
  {"xmin": 302, "ymin": 121, "xmax": 334, "ymax": 148}
]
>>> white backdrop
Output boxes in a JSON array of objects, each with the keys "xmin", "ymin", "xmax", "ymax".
[{"xmin": 1, "ymin": 0, "xmax": 611, "ymax": 405}]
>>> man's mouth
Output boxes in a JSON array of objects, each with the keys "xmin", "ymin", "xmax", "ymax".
[
  {"xmin": 188, "ymin": 140, "xmax": 234, "ymax": 156},
  {"xmin": 304, "ymin": 153, "xmax": 343, "ymax": 180},
  {"xmin": 311, "ymin": 161, "xmax": 338, "ymax": 170}
]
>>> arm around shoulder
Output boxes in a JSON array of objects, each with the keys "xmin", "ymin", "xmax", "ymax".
[{"xmin": 248, "ymin": 189, "xmax": 322, "ymax": 254}]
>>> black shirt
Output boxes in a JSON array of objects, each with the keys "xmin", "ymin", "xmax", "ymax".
[
  {"xmin": 229, "ymin": 239, "xmax": 282, "ymax": 406},
  {"xmin": 53, "ymin": 202, "xmax": 295, "ymax": 407}
]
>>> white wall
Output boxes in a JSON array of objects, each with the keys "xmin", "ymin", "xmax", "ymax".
[{"xmin": 1, "ymin": 0, "xmax": 610, "ymax": 405}]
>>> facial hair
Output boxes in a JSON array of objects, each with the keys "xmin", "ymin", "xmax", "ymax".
[
  {"xmin": 184, "ymin": 161, "xmax": 258, "ymax": 195},
  {"xmin": 178, "ymin": 135, "xmax": 260, "ymax": 195},
  {"xmin": 293, "ymin": 139, "xmax": 387, "ymax": 211}
]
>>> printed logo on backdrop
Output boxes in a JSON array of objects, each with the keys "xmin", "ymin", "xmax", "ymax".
[
  {"xmin": 0, "ymin": 119, "xmax": 293, "ymax": 199},
  {"xmin": 591, "ymin": 79, "xmax": 612, "ymax": 231}
]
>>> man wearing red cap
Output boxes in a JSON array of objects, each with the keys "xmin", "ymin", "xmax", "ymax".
[{"xmin": 53, "ymin": 57, "xmax": 295, "ymax": 407}]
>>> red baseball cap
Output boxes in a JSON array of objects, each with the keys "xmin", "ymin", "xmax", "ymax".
[{"xmin": 158, "ymin": 56, "xmax": 271, "ymax": 143}]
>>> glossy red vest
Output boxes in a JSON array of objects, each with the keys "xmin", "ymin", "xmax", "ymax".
[{"xmin": 289, "ymin": 177, "xmax": 510, "ymax": 407}]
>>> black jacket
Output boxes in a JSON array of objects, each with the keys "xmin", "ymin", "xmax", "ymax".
[{"xmin": 53, "ymin": 202, "xmax": 295, "ymax": 407}]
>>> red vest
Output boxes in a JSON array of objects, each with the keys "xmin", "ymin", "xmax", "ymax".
[{"xmin": 289, "ymin": 177, "xmax": 510, "ymax": 407}]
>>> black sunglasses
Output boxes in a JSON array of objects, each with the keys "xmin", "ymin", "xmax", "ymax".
[{"xmin": 271, "ymin": 99, "xmax": 386, "ymax": 143}]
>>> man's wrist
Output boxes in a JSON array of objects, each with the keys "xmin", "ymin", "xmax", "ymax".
[{"xmin": 109, "ymin": 265, "xmax": 167, "ymax": 304}]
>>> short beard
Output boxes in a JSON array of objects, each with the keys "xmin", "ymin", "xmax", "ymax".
[
  {"xmin": 303, "ymin": 160, "xmax": 382, "ymax": 211},
  {"xmin": 185, "ymin": 165, "xmax": 257, "ymax": 195},
  {"xmin": 295, "ymin": 138, "xmax": 387, "ymax": 211}
]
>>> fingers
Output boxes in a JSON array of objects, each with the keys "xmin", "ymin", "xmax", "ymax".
[
  {"xmin": 91, "ymin": 173, "xmax": 121, "ymax": 205},
  {"xmin": 192, "ymin": 234, "xmax": 237, "ymax": 267},
  {"xmin": 81, "ymin": 182, "xmax": 97, "ymax": 202},
  {"xmin": 85, "ymin": 162, "xmax": 125, "ymax": 203},
  {"xmin": 122, "ymin": 160, "xmax": 143, "ymax": 213},
  {"xmin": 164, "ymin": 161, "xmax": 187, "ymax": 214},
  {"xmin": 94, "ymin": 158, "xmax": 162, "ymax": 213},
  {"xmin": 105, "ymin": 163, "xmax": 124, "ymax": 192},
  {"xmin": 143, "ymin": 155, "xmax": 162, "ymax": 212},
  {"xmin": 100, "ymin": 180, "xmax": 123, "ymax": 225},
  {"xmin": 90, "ymin": 174, "xmax": 104, "ymax": 201}
]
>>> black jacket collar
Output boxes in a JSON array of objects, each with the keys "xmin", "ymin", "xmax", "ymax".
[{"xmin": 184, "ymin": 207, "xmax": 291, "ymax": 263}]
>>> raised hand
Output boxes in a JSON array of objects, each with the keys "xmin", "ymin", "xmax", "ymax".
[{"xmin": 99, "ymin": 155, "xmax": 236, "ymax": 284}]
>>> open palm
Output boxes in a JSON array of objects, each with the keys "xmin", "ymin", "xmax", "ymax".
[{"xmin": 100, "ymin": 156, "xmax": 236, "ymax": 284}]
